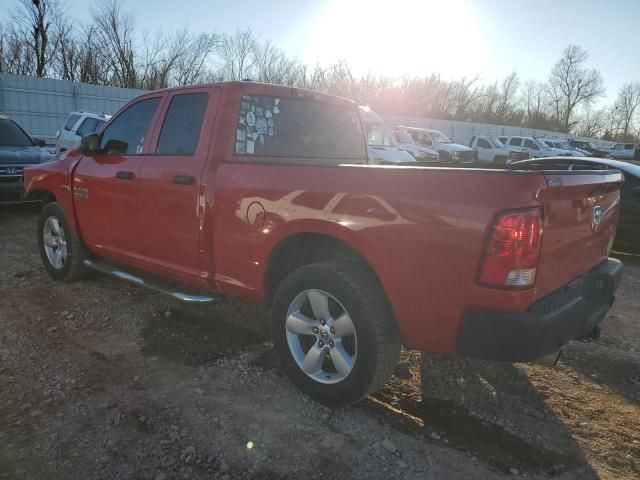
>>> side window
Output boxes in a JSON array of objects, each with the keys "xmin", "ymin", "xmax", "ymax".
[
  {"xmin": 509, "ymin": 138, "xmax": 522, "ymax": 146},
  {"xmin": 64, "ymin": 114, "xmax": 81, "ymax": 131},
  {"xmin": 499, "ymin": 137, "xmax": 508, "ymax": 144},
  {"xmin": 99, "ymin": 97, "xmax": 160, "ymax": 155},
  {"xmin": 625, "ymin": 144, "xmax": 634, "ymax": 150},
  {"xmin": 156, "ymin": 93, "xmax": 209, "ymax": 155},
  {"xmin": 77, "ymin": 118, "xmax": 99, "ymax": 137},
  {"xmin": 234, "ymin": 95, "xmax": 365, "ymax": 161},
  {"xmin": 524, "ymin": 139, "xmax": 538, "ymax": 149},
  {"xmin": 95, "ymin": 120, "xmax": 106, "ymax": 133},
  {"xmin": 477, "ymin": 138, "xmax": 492, "ymax": 148}
]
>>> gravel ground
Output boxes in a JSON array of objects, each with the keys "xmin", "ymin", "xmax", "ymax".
[{"xmin": 0, "ymin": 204, "xmax": 638, "ymax": 480}]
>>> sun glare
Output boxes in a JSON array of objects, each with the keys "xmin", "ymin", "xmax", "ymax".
[{"xmin": 308, "ymin": 0, "xmax": 487, "ymax": 80}]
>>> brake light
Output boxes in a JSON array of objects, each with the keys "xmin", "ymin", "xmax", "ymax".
[{"xmin": 479, "ymin": 208, "xmax": 543, "ymax": 288}]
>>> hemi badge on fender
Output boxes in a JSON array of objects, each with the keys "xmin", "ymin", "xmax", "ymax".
[{"xmin": 73, "ymin": 187, "xmax": 89, "ymax": 199}]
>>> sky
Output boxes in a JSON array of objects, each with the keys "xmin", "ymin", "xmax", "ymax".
[{"xmin": 2, "ymin": 0, "xmax": 639, "ymax": 104}]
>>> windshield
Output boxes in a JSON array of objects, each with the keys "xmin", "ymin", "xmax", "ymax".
[
  {"xmin": 366, "ymin": 123, "xmax": 398, "ymax": 147},
  {"xmin": 489, "ymin": 137, "xmax": 504, "ymax": 148},
  {"xmin": 533, "ymin": 138, "xmax": 549, "ymax": 149},
  {"xmin": 395, "ymin": 132, "xmax": 415, "ymax": 144},
  {"xmin": 0, "ymin": 118, "xmax": 34, "ymax": 147},
  {"xmin": 429, "ymin": 130, "xmax": 451, "ymax": 143}
]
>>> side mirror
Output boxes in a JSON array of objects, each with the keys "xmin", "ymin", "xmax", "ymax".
[
  {"xmin": 80, "ymin": 133, "xmax": 101, "ymax": 153},
  {"xmin": 103, "ymin": 139, "xmax": 128, "ymax": 156},
  {"xmin": 33, "ymin": 138, "xmax": 46, "ymax": 147}
]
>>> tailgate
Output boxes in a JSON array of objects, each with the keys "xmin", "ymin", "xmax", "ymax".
[{"xmin": 535, "ymin": 170, "xmax": 623, "ymax": 299}]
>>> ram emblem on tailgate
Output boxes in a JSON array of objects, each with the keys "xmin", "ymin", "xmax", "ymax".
[{"xmin": 591, "ymin": 206, "xmax": 602, "ymax": 232}]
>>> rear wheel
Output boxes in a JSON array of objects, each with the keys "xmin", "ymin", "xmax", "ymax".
[
  {"xmin": 38, "ymin": 202, "xmax": 90, "ymax": 281},
  {"xmin": 271, "ymin": 260, "xmax": 400, "ymax": 406}
]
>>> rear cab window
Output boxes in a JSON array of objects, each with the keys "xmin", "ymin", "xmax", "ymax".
[{"xmin": 233, "ymin": 95, "xmax": 365, "ymax": 163}]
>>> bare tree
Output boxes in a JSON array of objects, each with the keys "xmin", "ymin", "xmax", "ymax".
[
  {"xmin": 13, "ymin": 0, "xmax": 66, "ymax": 77},
  {"xmin": 172, "ymin": 31, "xmax": 218, "ymax": 86},
  {"xmin": 576, "ymin": 107, "xmax": 606, "ymax": 138},
  {"xmin": 91, "ymin": 0, "xmax": 137, "ymax": 87},
  {"xmin": 452, "ymin": 76, "xmax": 481, "ymax": 120},
  {"xmin": 548, "ymin": 45, "xmax": 604, "ymax": 132},
  {"xmin": 251, "ymin": 39, "xmax": 303, "ymax": 86},
  {"xmin": 216, "ymin": 29, "xmax": 257, "ymax": 80},
  {"xmin": 613, "ymin": 82, "xmax": 640, "ymax": 140},
  {"xmin": 496, "ymin": 72, "xmax": 519, "ymax": 123}
]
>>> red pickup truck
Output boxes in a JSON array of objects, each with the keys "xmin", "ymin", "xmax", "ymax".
[{"xmin": 24, "ymin": 82, "xmax": 623, "ymax": 406}]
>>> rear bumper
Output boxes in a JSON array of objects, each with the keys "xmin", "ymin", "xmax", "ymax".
[{"xmin": 458, "ymin": 258, "xmax": 623, "ymax": 362}]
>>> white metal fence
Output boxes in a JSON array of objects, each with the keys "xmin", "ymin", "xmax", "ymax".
[
  {"xmin": 0, "ymin": 73, "xmax": 144, "ymax": 143},
  {"xmin": 0, "ymin": 72, "xmax": 613, "ymax": 148}
]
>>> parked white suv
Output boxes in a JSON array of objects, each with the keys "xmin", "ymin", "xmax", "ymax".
[
  {"xmin": 498, "ymin": 136, "xmax": 571, "ymax": 159},
  {"xmin": 55, "ymin": 111, "xmax": 110, "ymax": 153},
  {"xmin": 469, "ymin": 135, "xmax": 528, "ymax": 164}
]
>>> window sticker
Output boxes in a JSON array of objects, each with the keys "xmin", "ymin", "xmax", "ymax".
[
  {"xmin": 246, "ymin": 111, "xmax": 256, "ymax": 127},
  {"xmin": 234, "ymin": 95, "xmax": 365, "ymax": 160}
]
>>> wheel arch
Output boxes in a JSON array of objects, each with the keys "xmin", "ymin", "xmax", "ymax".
[
  {"xmin": 264, "ymin": 232, "xmax": 388, "ymax": 309},
  {"xmin": 22, "ymin": 188, "xmax": 56, "ymax": 204}
]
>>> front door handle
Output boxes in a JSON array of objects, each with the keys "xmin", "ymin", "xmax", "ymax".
[
  {"xmin": 116, "ymin": 171, "xmax": 135, "ymax": 180},
  {"xmin": 172, "ymin": 175, "xmax": 195, "ymax": 185}
]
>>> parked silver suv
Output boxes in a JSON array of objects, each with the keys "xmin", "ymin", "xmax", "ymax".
[{"xmin": 55, "ymin": 111, "xmax": 110, "ymax": 153}]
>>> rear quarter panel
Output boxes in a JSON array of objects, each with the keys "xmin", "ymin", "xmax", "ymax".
[{"xmin": 211, "ymin": 163, "xmax": 549, "ymax": 353}]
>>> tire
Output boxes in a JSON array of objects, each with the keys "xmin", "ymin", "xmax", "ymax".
[
  {"xmin": 271, "ymin": 260, "xmax": 401, "ymax": 406},
  {"xmin": 38, "ymin": 202, "xmax": 90, "ymax": 281}
]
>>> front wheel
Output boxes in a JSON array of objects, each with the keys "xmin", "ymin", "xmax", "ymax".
[
  {"xmin": 271, "ymin": 261, "xmax": 401, "ymax": 406},
  {"xmin": 38, "ymin": 202, "xmax": 90, "ymax": 281}
]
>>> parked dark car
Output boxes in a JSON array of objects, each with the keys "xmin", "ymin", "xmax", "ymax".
[
  {"xmin": 567, "ymin": 139, "xmax": 611, "ymax": 158},
  {"xmin": 512, "ymin": 157, "xmax": 640, "ymax": 254},
  {"xmin": 0, "ymin": 112, "xmax": 55, "ymax": 202}
]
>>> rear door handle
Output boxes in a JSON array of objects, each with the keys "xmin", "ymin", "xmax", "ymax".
[
  {"xmin": 172, "ymin": 175, "xmax": 195, "ymax": 185},
  {"xmin": 116, "ymin": 171, "xmax": 135, "ymax": 180}
]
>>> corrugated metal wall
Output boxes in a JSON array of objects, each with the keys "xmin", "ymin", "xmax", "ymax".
[
  {"xmin": 0, "ymin": 73, "xmax": 145, "ymax": 142},
  {"xmin": 0, "ymin": 72, "xmax": 612, "ymax": 147}
]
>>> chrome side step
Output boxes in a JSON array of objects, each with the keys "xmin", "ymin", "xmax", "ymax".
[{"xmin": 83, "ymin": 259, "xmax": 218, "ymax": 304}]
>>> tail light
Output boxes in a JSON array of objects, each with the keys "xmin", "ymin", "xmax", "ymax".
[{"xmin": 478, "ymin": 208, "xmax": 543, "ymax": 288}]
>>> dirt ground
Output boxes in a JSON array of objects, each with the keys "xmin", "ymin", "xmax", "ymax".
[{"xmin": 0, "ymin": 204, "xmax": 638, "ymax": 480}]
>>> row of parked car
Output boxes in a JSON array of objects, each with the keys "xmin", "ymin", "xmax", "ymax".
[{"xmin": 359, "ymin": 106, "xmax": 639, "ymax": 165}]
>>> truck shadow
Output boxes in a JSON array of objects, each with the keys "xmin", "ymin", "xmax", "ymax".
[
  {"xmin": 366, "ymin": 353, "xmax": 599, "ymax": 478},
  {"xmin": 559, "ymin": 342, "xmax": 640, "ymax": 406},
  {"xmin": 140, "ymin": 299, "xmax": 270, "ymax": 367}
]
